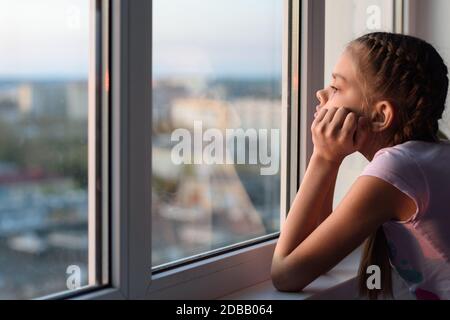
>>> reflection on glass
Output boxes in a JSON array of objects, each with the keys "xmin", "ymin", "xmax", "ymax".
[
  {"xmin": 152, "ymin": 0, "xmax": 283, "ymax": 267},
  {"xmin": 0, "ymin": 0, "xmax": 90, "ymax": 299}
]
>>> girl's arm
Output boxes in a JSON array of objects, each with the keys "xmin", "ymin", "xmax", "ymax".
[
  {"xmin": 315, "ymin": 161, "xmax": 339, "ymax": 227},
  {"xmin": 275, "ymin": 153, "xmax": 341, "ymax": 258},
  {"xmin": 271, "ymin": 173, "xmax": 410, "ymax": 292},
  {"xmin": 273, "ymin": 107, "xmax": 361, "ymax": 260},
  {"xmin": 271, "ymin": 107, "xmax": 415, "ymax": 292}
]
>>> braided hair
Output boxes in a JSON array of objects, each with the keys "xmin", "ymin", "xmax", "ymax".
[
  {"xmin": 348, "ymin": 32, "xmax": 448, "ymax": 145},
  {"xmin": 346, "ymin": 32, "xmax": 449, "ymax": 299}
]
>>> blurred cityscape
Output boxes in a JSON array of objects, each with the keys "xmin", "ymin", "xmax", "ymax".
[
  {"xmin": 0, "ymin": 79, "xmax": 89, "ymax": 299},
  {"xmin": 0, "ymin": 76, "xmax": 282, "ymax": 298},
  {"xmin": 152, "ymin": 76, "xmax": 282, "ymax": 267}
]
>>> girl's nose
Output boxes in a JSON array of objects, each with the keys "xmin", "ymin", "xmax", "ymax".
[{"xmin": 316, "ymin": 88, "xmax": 327, "ymax": 106}]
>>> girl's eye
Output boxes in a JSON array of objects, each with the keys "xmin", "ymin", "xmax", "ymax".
[{"xmin": 330, "ymin": 85, "xmax": 339, "ymax": 93}]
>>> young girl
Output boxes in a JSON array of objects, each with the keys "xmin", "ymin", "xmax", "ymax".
[{"xmin": 271, "ymin": 32, "xmax": 450, "ymax": 300}]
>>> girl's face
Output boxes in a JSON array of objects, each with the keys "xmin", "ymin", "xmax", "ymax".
[{"xmin": 316, "ymin": 51, "xmax": 366, "ymax": 117}]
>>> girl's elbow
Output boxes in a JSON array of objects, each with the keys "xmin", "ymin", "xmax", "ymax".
[
  {"xmin": 272, "ymin": 278, "xmax": 307, "ymax": 293},
  {"xmin": 271, "ymin": 271, "xmax": 309, "ymax": 292},
  {"xmin": 270, "ymin": 257, "xmax": 289, "ymax": 291},
  {"xmin": 270, "ymin": 258, "xmax": 309, "ymax": 292}
]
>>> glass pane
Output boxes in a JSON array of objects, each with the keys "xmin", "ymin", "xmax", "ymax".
[
  {"xmin": 0, "ymin": 0, "xmax": 92, "ymax": 298},
  {"xmin": 152, "ymin": 0, "xmax": 283, "ymax": 268},
  {"xmin": 324, "ymin": 0, "xmax": 395, "ymax": 207}
]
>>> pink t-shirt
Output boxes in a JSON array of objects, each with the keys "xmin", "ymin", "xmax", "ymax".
[{"xmin": 359, "ymin": 139, "xmax": 450, "ymax": 300}]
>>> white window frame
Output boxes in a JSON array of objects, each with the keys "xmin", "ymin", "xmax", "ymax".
[
  {"xmin": 402, "ymin": 0, "xmax": 416, "ymax": 35},
  {"xmin": 70, "ymin": 0, "xmax": 327, "ymax": 300}
]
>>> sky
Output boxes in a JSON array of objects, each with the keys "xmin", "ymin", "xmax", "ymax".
[
  {"xmin": 0, "ymin": 0, "xmax": 90, "ymax": 79},
  {"xmin": 0, "ymin": 0, "xmax": 283, "ymax": 80},
  {"xmin": 153, "ymin": 0, "xmax": 283, "ymax": 79}
]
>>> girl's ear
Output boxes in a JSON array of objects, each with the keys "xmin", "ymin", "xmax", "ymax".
[{"xmin": 370, "ymin": 101, "xmax": 395, "ymax": 133}]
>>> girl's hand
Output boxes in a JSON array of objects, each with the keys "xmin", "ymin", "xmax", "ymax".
[{"xmin": 311, "ymin": 106, "xmax": 369, "ymax": 164}]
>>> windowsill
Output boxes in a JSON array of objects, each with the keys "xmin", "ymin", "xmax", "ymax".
[{"xmin": 218, "ymin": 248, "xmax": 361, "ymax": 300}]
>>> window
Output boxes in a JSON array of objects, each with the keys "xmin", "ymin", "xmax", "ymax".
[
  {"xmin": 324, "ymin": 0, "xmax": 397, "ymax": 207},
  {"xmin": 152, "ymin": 0, "xmax": 284, "ymax": 270},
  {"xmin": 0, "ymin": 0, "xmax": 107, "ymax": 299}
]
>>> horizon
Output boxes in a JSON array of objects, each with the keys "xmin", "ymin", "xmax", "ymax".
[{"xmin": 0, "ymin": 74, "xmax": 283, "ymax": 83}]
